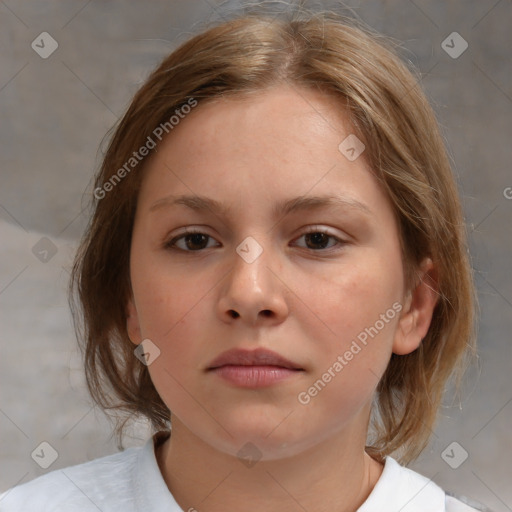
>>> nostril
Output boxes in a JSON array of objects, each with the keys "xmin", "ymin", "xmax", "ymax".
[{"xmin": 229, "ymin": 310, "xmax": 239, "ymax": 318}]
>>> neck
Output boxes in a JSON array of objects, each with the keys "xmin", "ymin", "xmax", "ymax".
[{"xmin": 156, "ymin": 416, "xmax": 384, "ymax": 512}]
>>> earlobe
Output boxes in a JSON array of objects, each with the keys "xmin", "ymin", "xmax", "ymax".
[
  {"xmin": 392, "ymin": 258, "xmax": 439, "ymax": 356},
  {"xmin": 126, "ymin": 297, "xmax": 142, "ymax": 345}
]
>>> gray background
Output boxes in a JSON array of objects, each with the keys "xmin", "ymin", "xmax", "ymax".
[{"xmin": 1, "ymin": 0, "xmax": 511, "ymax": 510}]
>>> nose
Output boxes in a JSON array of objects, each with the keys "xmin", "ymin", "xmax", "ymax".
[{"xmin": 216, "ymin": 241, "xmax": 289, "ymax": 327}]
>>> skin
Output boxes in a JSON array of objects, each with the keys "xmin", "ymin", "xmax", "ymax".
[{"xmin": 126, "ymin": 85, "xmax": 438, "ymax": 512}]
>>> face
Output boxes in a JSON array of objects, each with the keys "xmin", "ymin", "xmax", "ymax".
[{"xmin": 127, "ymin": 85, "xmax": 436, "ymax": 460}]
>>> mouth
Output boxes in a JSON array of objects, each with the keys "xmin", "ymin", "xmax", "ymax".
[
  {"xmin": 207, "ymin": 347, "xmax": 304, "ymax": 370},
  {"xmin": 207, "ymin": 348, "xmax": 304, "ymax": 388}
]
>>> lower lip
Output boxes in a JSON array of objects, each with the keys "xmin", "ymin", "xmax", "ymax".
[{"xmin": 210, "ymin": 365, "xmax": 302, "ymax": 388}]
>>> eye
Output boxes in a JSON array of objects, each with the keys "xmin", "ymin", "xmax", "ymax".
[
  {"xmin": 293, "ymin": 228, "xmax": 346, "ymax": 251},
  {"xmin": 164, "ymin": 227, "xmax": 347, "ymax": 253},
  {"xmin": 165, "ymin": 229, "xmax": 220, "ymax": 252}
]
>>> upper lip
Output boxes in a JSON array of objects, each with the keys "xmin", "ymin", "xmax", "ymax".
[{"xmin": 207, "ymin": 348, "xmax": 303, "ymax": 370}]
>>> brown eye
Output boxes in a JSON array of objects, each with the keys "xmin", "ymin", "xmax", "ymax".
[
  {"xmin": 304, "ymin": 232, "xmax": 331, "ymax": 250},
  {"xmin": 294, "ymin": 229, "xmax": 345, "ymax": 251},
  {"xmin": 165, "ymin": 228, "xmax": 346, "ymax": 253},
  {"xmin": 165, "ymin": 231, "xmax": 219, "ymax": 251}
]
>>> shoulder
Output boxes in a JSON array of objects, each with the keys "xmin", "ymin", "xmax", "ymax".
[
  {"xmin": 359, "ymin": 456, "xmax": 492, "ymax": 511},
  {"xmin": 0, "ymin": 444, "xmax": 142, "ymax": 512}
]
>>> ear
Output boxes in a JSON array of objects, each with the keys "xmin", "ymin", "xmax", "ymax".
[
  {"xmin": 126, "ymin": 296, "xmax": 143, "ymax": 345},
  {"xmin": 393, "ymin": 257, "xmax": 439, "ymax": 355}
]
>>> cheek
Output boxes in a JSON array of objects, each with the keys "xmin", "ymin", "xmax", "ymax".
[
  {"xmin": 131, "ymin": 255, "xmax": 210, "ymax": 340},
  {"xmin": 292, "ymin": 259, "xmax": 401, "ymax": 427},
  {"xmin": 296, "ymin": 253, "xmax": 403, "ymax": 343},
  {"xmin": 130, "ymin": 258, "xmax": 223, "ymax": 396},
  {"xmin": 132, "ymin": 268, "xmax": 212, "ymax": 407}
]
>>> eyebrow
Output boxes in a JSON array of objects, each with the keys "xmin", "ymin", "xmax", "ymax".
[{"xmin": 149, "ymin": 193, "xmax": 373, "ymax": 218}]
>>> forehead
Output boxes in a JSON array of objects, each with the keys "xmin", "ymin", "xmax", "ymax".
[
  {"xmin": 176, "ymin": 85, "xmax": 354, "ymax": 158},
  {"xmin": 136, "ymin": 85, "xmax": 392, "ymax": 222}
]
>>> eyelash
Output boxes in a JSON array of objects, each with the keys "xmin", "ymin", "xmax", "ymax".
[{"xmin": 164, "ymin": 227, "xmax": 347, "ymax": 253}]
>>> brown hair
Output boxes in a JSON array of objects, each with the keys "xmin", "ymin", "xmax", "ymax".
[{"xmin": 69, "ymin": 5, "xmax": 477, "ymax": 464}]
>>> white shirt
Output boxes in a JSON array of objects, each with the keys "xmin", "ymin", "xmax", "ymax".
[{"xmin": 0, "ymin": 432, "xmax": 488, "ymax": 511}]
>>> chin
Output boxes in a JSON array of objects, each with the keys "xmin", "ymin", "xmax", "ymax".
[{"xmin": 205, "ymin": 417, "xmax": 319, "ymax": 462}]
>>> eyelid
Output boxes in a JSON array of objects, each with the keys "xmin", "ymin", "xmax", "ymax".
[{"xmin": 299, "ymin": 225, "xmax": 346, "ymax": 238}]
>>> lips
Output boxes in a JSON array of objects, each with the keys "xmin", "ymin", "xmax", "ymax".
[
  {"xmin": 207, "ymin": 348, "xmax": 304, "ymax": 388},
  {"xmin": 207, "ymin": 348, "xmax": 303, "ymax": 371}
]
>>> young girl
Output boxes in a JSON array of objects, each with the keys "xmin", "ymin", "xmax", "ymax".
[{"xmin": 0, "ymin": 6, "xmax": 488, "ymax": 512}]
